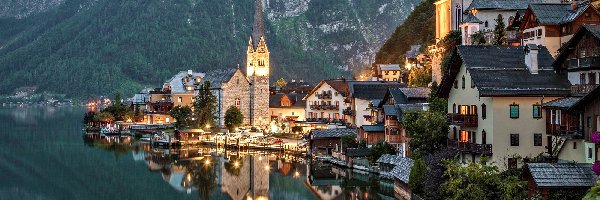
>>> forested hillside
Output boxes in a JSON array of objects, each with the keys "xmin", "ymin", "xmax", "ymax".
[
  {"xmin": 0, "ymin": 0, "xmax": 420, "ymax": 98},
  {"xmin": 375, "ymin": 0, "xmax": 435, "ymax": 64}
]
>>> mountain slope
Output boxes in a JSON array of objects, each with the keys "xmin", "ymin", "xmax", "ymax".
[{"xmin": 0, "ymin": 0, "xmax": 420, "ymax": 97}]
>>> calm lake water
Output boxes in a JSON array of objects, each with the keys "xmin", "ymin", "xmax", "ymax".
[{"xmin": 0, "ymin": 106, "xmax": 394, "ymax": 200}]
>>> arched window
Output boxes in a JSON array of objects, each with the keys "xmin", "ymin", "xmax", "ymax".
[
  {"xmin": 235, "ymin": 98, "xmax": 241, "ymax": 109},
  {"xmin": 481, "ymin": 103, "xmax": 487, "ymax": 119},
  {"xmin": 462, "ymin": 75, "xmax": 466, "ymax": 89},
  {"xmin": 484, "ymin": 21, "xmax": 489, "ymax": 28},
  {"xmin": 453, "ymin": 104, "xmax": 457, "ymax": 113},
  {"xmin": 482, "ymin": 130, "xmax": 487, "ymax": 144}
]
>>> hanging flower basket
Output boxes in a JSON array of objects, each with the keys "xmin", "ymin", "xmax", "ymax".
[
  {"xmin": 593, "ymin": 162, "xmax": 600, "ymax": 175},
  {"xmin": 592, "ymin": 132, "xmax": 600, "ymax": 144}
]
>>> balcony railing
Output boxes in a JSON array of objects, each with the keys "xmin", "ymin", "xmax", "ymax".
[
  {"xmin": 343, "ymin": 107, "xmax": 354, "ymax": 116},
  {"xmin": 385, "ymin": 119, "xmax": 399, "ymax": 127},
  {"xmin": 567, "ymin": 57, "xmax": 600, "ymax": 69},
  {"xmin": 448, "ymin": 139, "xmax": 492, "ymax": 156},
  {"xmin": 386, "ymin": 134, "xmax": 404, "ymax": 144},
  {"xmin": 316, "ymin": 91, "xmax": 333, "ymax": 99},
  {"xmin": 571, "ymin": 84, "xmax": 598, "ymax": 96},
  {"xmin": 546, "ymin": 124, "xmax": 583, "ymax": 137},
  {"xmin": 447, "ymin": 114, "xmax": 478, "ymax": 127},
  {"xmin": 309, "ymin": 105, "xmax": 339, "ymax": 110}
]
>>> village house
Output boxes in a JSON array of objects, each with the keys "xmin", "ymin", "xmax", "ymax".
[
  {"xmin": 390, "ymin": 156, "xmax": 415, "ymax": 200},
  {"xmin": 523, "ymin": 163, "xmax": 596, "ymax": 199},
  {"xmin": 167, "ymin": 70, "xmax": 203, "ymax": 108},
  {"xmin": 374, "ymin": 64, "xmax": 403, "ymax": 82},
  {"xmin": 541, "ymin": 24, "xmax": 600, "ymax": 163},
  {"xmin": 437, "ymin": 45, "xmax": 572, "ymax": 169},
  {"xmin": 520, "ymin": 1, "xmax": 600, "ymax": 57},
  {"xmin": 303, "ymin": 79, "xmax": 352, "ymax": 128},
  {"xmin": 308, "ymin": 128, "xmax": 357, "ymax": 156},
  {"xmin": 144, "ymin": 87, "xmax": 174, "ymax": 124},
  {"xmin": 404, "ymin": 45, "xmax": 427, "ymax": 70},
  {"xmin": 268, "ymin": 92, "xmax": 306, "ymax": 133}
]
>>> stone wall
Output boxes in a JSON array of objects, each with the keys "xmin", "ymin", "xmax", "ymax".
[{"xmin": 221, "ymin": 69, "xmax": 252, "ymax": 126}]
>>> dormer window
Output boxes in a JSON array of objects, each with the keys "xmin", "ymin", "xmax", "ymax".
[{"xmin": 461, "ymin": 75, "xmax": 466, "ymax": 89}]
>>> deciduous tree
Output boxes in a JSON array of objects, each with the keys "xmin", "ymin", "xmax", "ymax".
[
  {"xmin": 224, "ymin": 106, "xmax": 243, "ymax": 132},
  {"xmin": 403, "ymin": 111, "xmax": 448, "ymax": 158},
  {"xmin": 170, "ymin": 106, "xmax": 193, "ymax": 128}
]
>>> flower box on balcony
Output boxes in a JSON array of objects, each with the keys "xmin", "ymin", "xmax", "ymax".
[{"xmin": 591, "ymin": 132, "xmax": 600, "ymax": 144}]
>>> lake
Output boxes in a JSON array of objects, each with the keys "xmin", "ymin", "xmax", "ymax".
[{"xmin": 0, "ymin": 106, "xmax": 394, "ymax": 200}]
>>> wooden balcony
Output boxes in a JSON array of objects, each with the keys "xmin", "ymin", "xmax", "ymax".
[
  {"xmin": 342, "ymin": 107, "xmax": 354, "ymax": 116},
  {"xmin": 546, "ymin": 124, "xmax": 583, "ymax": 137},
  {"xmin": 386, "ymin": 134, "xmax": 404, "ymax": 144},
  {"xmin": 385, "ymin": 119, "xmax": 399, "ymax": 127},
  {"xmin": 571, "ymin": 84, "xmax": 598, "ymax": 96},
  {"xmin": 567, "ymin": 57, "xmax": 600, "ymax": 69},
  {"xmin": 447, "ymin": 114, "xmax": 478, "ymax": 127},
  {"xmin": 448, "ymin": 139, "xmax": 492, "ymax": 156}
]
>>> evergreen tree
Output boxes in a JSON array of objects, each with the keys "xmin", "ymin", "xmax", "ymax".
[
  {"xmin": 224, "ymin": 106, "xmax": 243, "ymax": 132},
  {"xmin": 493, "ymin": 14, "xmax": 506, "ymax": 45},
  {"xmin": 403, "ymin": 111, "xmax": 448, "ymax": 158},
  {"xmin": 194, "ymin": 81, "xmax": 217, "ymax": 128},
  {"xmin": 170, "ymin": 106, "xmax": 193, "ymax": 128}
]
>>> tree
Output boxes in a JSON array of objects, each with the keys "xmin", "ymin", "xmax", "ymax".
[
  {"xmin": 275, "ymin": 78, "xmax": 287, "ymax": 87},
  {"xmin": 224, "ymin": 106, "xmax": 243, "ymax": 132},
  {"xmin": 403, "ymin": 111, "xmax": 448, "ymax": 158},
  {"xmin": 368, "ymin": 141, "xmax": 396, "ymax": 163},
  {"xmin": 428, "ymin": 82, "xmax": 448, "ymax": 114},
  {"xmin": 194, "ymin": 81, "xmax": 217, "ymax": 128},
  {"xmin": 93, "ymin": 111, "xmax": 114, "ymax": 124},
  {"xmin": 408, "ymin": 65, "xmax": 432, "ymax": 87},
  {"xmin": 409, "ymin": 158, "xmax": 427, "ymax": 195},
  {"xmin": 443, "ymin": 158, "xmax": 526, "ymax": 200},
  {"xmin": 471, "ymin": 31, "xmax": 487, "ymax": 45},
  {"xmin": 493, "ymin": 14, "xmax": 506, "ymax": 45},
  {"xmin": 439, "ymin": 30, "xmax": 462, "ymax": 76},
  {"xmin": 170, "ymin": 106, "xmax": 193, "ymax": 128}
]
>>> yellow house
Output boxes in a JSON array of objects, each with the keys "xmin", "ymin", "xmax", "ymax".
[{"xmin": 438, "ymin": 45, "xmax": 571, "ymax": 170}]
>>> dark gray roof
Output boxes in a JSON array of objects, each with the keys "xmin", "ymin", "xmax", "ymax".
[
  {"xmin": 527, "ymin": 163, "xmax": 597, "ymax": 188},
  {"xmin": 555, "ymin": 24, "xmax": 600, "ymax": 68},
  {"xmin": 398, "ymin": 88, "xmax": 431, "ymax": 99},
  {"xmin": 349, "ymin": 82, "xmax": 405, "ymax": 100},
  {"xmin": 571, "ymin": 84, "xmax": 600, "ymax": 110},
  {"xmin": 390, "ymin": 157, "xmax": 414, "ymax": 183},
  {"xmin": 543, "ymin": 97, "xmax": 581, "ymax": 108},
  {"xmin": 203, "ymin": 68, "xmax": 241, "ymax": 88},
  {"xmin": 405, "ymin": 45, "xmax": 422, "ymax": 59},
  {"xmin": 389, "ymin": 88, "xmax": 409, "ymax": 104},
  {"xmin": 377, "ymin": 154, "xmax": 403, "ymax": 165},
  {"xmin": 362, "ymin": 124, "xmax": 384, "ymax": 132},
  {"xmin": 383, "ymin": 105, "xmax": 399, "ymax": 116},
  {"xmin": 312, "ymin": 128, "xmax": 357, "ymax": 139},
  {"xmin": 346, "ymin": 148, "xmax": 371, "ymax": 157},
  {"xmin": 269, "ymin": 93, "xmax": 306, "ymax": 108},
  {"xmin": 467, "ymin": 0, "xmax": 543, "ymax": 10},
  {"xmin": 457, "ymin": 45, "xmax": 571, "ymax": 97},
  {"xmin": 528, "ymin": 2, "xmax": 591, "ymax": 25},
  {"xmin": 462, "ymin": 13, "xmax": 483, "ymax": 24}
]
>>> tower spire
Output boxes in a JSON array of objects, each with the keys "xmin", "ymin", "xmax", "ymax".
[{"xmin": 252, "ymin": 0, "xmax": 265, "ymax": 41}]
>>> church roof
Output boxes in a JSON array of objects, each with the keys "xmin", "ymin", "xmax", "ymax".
[{"xmin": 203, "ymin": 68, "xmax": 247, "ymax": 89}]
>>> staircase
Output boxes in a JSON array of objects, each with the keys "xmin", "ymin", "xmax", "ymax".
[{"xmin": 551, "ymin": 136, "xmax": 567, "ymax": 158}]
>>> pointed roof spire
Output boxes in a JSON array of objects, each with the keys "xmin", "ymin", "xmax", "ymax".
[{"xmin": 252, "ymin": 0, "xmax": 265, "ymax": 41}]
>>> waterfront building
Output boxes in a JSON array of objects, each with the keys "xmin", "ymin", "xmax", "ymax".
[
  {"xmin": 304, "ymin": 79, "xmax": 352, "ymax": 127},
  {"xmin": 144, "ymin": 88, "xmax": 175, "ymax": 124},
  {"xmin": 523, "ymin": 163, "xmax": 596, "ymax": 199},
  {"xmin": 404, "ymin": 45, "xmax": 426, "ymax": 71},
  {"xmin": 268, "ymin": 92, "xmax": 307, "ymax": 133},
  {"xmin": 308, "ymin": 128, "xmax": 357, "ymax": 156},
  {"xmin": 520, "ymin": 1, "xmax": 600, "ymax": 57},
  {"xmin": 437, "ymin": 45, "xmax": 571, "ymax": 169}
]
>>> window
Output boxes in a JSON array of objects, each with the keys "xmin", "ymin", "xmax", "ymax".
[
  {"xmin": 532, "ymin": 104, "xmax": 542, "ymax": 118},
  {"xmin": 537, "ymin": 29, "xmax": 542, "ymax": 38},
  {"xmin": 482, "ymin": 130, "xmax": 487, "ymax": 144},
  {"xmin": 385, "ymin": 71, "xmax": 389, "ymax": 75},
  {"xmin": 393, "ymin": 78, "xmax": 398, "ymax": 81},
  {"xmin": 507, "ymin": 158, "xmax": 517, "ymax": 170},
  {"xmin": 581, "ymin": 73, "xmax": 587, "ymax": 84},
  {"xmin": 482, "ymin": 104, "xmax": 487, "ymax": 119},
  {"xmin": 453, "ymin": 104, "xmax": 457, "ymax": 113},
  {"xmin": 534, "ymin": 133, "xmax": 542, "ymax": 146},
  {"xmin": 234, "ymin": 98, "xmax": 241, "ymax": 109},
  {"xmin": 471, "ymin": 79, "xmax": 475, "ymax": 88},
  {"xmin": 462, "ymin": 75, "xmax": 465, "ymax": 89},
  {"xmin": 574, "ymin": 142, "xmax": 577, "ymax": 149},
  {"xmin": 484, "ymin": 21, "xmax": 489, "ymax": 27},
  {"xmin": 590, "ymin": 72, "xmax": 597, "ymax": 84},
  {"xmin": 454, "ymin": 80, "xmax": 458, "ymax": 89},
  {"xmin": 178, "ymin": 97, "xmax": 183, "ymax": 103},
  {"xmin": 460, "ymin": 130, "xmax": 470, "ymax": 142},
  {"xmin": 459, "ymin": 105, "xmax": 469, "ymax": 115},
  {"xmin": 292, "ymin": 112, "xmax": 295, "ymax": 115},
  {"xmin": 551, "ymin": 110, "xmax": 561, "ymax": 125},
  {"xmin": 510, "ymin": 134, "xmax": 519, "ymax": 146},
  {"xmin": 393, "ymin": 71, "xmax": 398, "ymax": 75},
  {"xmin": 510, "ymin": 103, "xmax": 519, "ymax": 118},
  {"xmin": 470, "ymin": 105, "xmax": 477, "ymax": 115},
  {"xmin": 589, "ymin": 147, "xmax": 593, "ymax": 159}
]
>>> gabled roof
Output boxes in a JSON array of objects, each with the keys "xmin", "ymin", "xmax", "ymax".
[
  {"xmin": 377, "ymin": 64, "xmax": 401, "ymax": 71},
  {"xmin": 349, "ymin": 82, "xmax": 405, "ymax": 100},
  {"xmin": 462, "ymin": 14, "xmax": 483, "ymax": 24},
  {"xmin": 555, "ymin": 24, "xmax": 600, "ymax": 69},
  {"xmin": 311, "ymin": 128, "xmax": 357, "ymax": 139},
  {"xmin": 466, "ymin": 0, "xmax": 543, "ymax": 11},
  {"xmin": 304, "ymin": 79, "xmax": 352, "ymax": 100},
  {"xmin": 203, "ymin": 68, "xmax": 247, "ymax": 89},
  {"xmin": 543, "ymin": 97, "xmax": 582, "ymax": 109},
  {"xmin": 166, "ymin": 71, "xmax": 205, "ymax": 94},
  {"xmin": 398, "ymin": 88, "xmax": 431, "ymax": 99},
  {"xmin": 390, "ymin": 157, "xmax": 414, "ymax": 183},
  {"xmin": 269, "ymin": 93, "xmax": 306, "ymax": 108},
  {"xmin": 526, "ymin": 163, "xmax": 597, "ymax": 188},
  {"xmin": 377, "ymin": 154, "xmax": 403, "ymax": 165},
  {"xmin": 526, "ymin": 2, "xmax": 592, "ymax": 25},
  {"xmin": 362, "ymin": 124, "xmax": 384, "ymax": 132},
  {"xmin": 437, "ymin": 45, "xmax": 571, "ymax": 98}
]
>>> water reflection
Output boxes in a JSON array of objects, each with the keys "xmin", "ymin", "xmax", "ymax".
[{"xmin": 84, "ymin": 134, "xmax": 310, "ymax": 200}]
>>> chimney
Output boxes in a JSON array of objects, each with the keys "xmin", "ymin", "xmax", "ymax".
[
  {"xmin": 525, "ymin": 44, "xmax": 539, "ymax": 74},
  {"xmin": 187, "ymin": 70, "xmax": 193, "ymax": 76},
  {"xmin": 571, "ymin": 1, "xmax": 578, "ymax": 10},
  {"xmin": 291, "ymin": 79, "xmax": 296, "ymax": 83}
]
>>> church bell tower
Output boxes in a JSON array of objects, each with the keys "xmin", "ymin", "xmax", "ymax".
[{"xmin": 247, "ymin": 0, "xmax": 270, "ymax": 127}]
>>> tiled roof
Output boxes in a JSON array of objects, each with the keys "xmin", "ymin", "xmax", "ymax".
[
  {"xmin": 166, "ymin": 71, "xmax": 205, "ymax": 94},
  {"xmin": 362, "ymin": 124, "xmax": 384, "ymax": 132},
  {"xmin": 398, "ymin": 88, "xmax": 431, "ymax": 99},
  {"xmin": 377, "ymin": 154, "xmax": 402, "ymax": 164},
  {"xmin": 350, "ymin": 82, "xmax": 405, "ymax": 100},
  {"xmin": 571, "ymin": 84, "xmax": 600, "ymax": 110},
  {"xmin": 555, "ymin": 24, "xmax": 600, "ymax": 69},
  {"xmin": 543, "ymin": 97, "xmax": 581, "ymax": 108},
  {"xmin": 269, "ymin": 93, "xmax": 306, "ymax": 108},
  {"xmin": 324, "ymin": 79, "xmax": 351, "ymax": 96},
  {"xmin": 390, "ymin": 157, "xmax": 414, "ymax": 183},
  {"xmin": 377, "ymin": 64, "xmax": 401, "ymax": 71},
  {"xmin": 448, "ymin": 45, "xmax": 571, "ymax": 97},
  {"xmin": 462, "ymin": 13, "xmax": 483, "ymax": 24},
  {"xmin": 389, "ymin": 88, "xmax": 409, "ymax": 104},
  {"xmin": 203, "ymin": 68, "xmax": 241, "ymax": 88},
  {"xmin": 528, "ymin": 2, "xmax": 591, "ymax": 25},
  {"xmin": 527, "ymin": 163, "xmax": 597, "ymax": 188},
  {"xmin": 383, "ymin": 105, "xmax": 399, "ymax": 116},
  {"xmin": 467, "ymin": 0, "xmax": 542, "ymax": 10},
  {"xmin": 345, "ymin": 148, "xmax": 371, "ymax": 157},
  {"xmin": 312, "ymin": 128, "xmax": 357, "ymax": 139}
]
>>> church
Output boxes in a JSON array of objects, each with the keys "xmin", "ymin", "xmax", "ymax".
[{"xmin": 202, "ymin": 0, "xmax": 270, "ymax": 128}]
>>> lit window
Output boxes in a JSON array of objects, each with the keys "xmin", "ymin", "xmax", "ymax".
[{"xmin": 178, "ymin": 97, "xmax": 183, "ymax": 103}]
